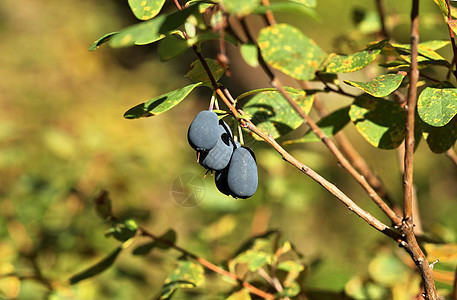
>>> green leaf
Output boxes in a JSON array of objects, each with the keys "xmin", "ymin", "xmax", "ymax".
[
  {"xmin": 160, "ymin": 260, "xmax": 205, "ymax": 299},
  {"xmin": 345, "ymin": 277, "xmax": 388, "ymax": 300},
  {"xmin": 240, "ymin": 43, "xmax": 259, "ymax": 67},
  {"xmin": 156, "ymin": 229, "xmax": 177, "ymax": 249},
  {"xmin": 420, "ymin": 117, "xmax": 457, "ymax": 153},
  {"xmin": 343, "ymin": 72, "xmax": 406, "ymax": 98},
  {"xmin": 89, "ymin": 32, "xmax": 118, "ymax": 52},
  {"xmin": 243, "ymin": 88, "xmax": 314, "ymax": 139},
  {"xmin": 229, "ymin": 250, "xmax": 272, "ymax": 272},
  {"xmin": 69, "ymin": 246, "xmax": 122, "ymax": 284},
  {"xmin": 124, "ymin": 83, "xmax": 202, "ymax": 119},
  {"xmin": 258, "ymin": 24, "xmax": 326, "ymax": 80},
  {"xmin": 132, "ymin": 241, "xmax": 156, "ymax": 255},
  {"xmin": 277, "ymin": 260, "xmax": 304, "ymax": 289},
  {"xmin": 418, "ymin": 86, "xmax": 457, "ymax": 127},
  {"xmin": 106, "ymin": 218, "xmax": 138, "ymax": 242},
  {"xmin": 158, "ymin": 34, "xmax": 189, "ymax": 61},
  {"xmin": 349, "ymin": 95, "xmax": 406, "ymax": 149},
  {"xmin": 353, "ymin": 9, "xmax": 381, "ymax": 34},
  {"xmin": 226, "ymin": 289, "xmax": 252, "ymax": 300},
  {"xmin": 109, "ymin": 5, "xmax": 198, "ymax": 48},
  {"xmin": 220, "ymin": 0, "xmax": 261, "ymax": 17},
  {"xmin": 283, "ymin": 106, "xmax": 350, "ymax": 144},
  {"xmin": 424, "ymin": 243, "xmax": 457, "ymax": 264},
  {"xmin": 277, "ymin": 281, "xmax": 300, "ymax": 298},
  {"xmin": 252, "ymin": 2, "xmax": 318, "ymax": 20},
  {"xmin": 185, "ymin": 59, "xmax": 226, "ymax": 85},
  {"xmin": 324, "ymin": 39, "xmax": 388, "ymax": 73},
  {"xmin": 389, "ymin": 42, "xmax": 450, "ymax": 67},
  {"xmin": 433, "ymin": 0, "xmax": 449, "ymax": 17},
  {"xmin": 128, "ymin": 0, "xmax": 166, "ymax": 20},
  {"xmin": 289, "ymin": 0, "xmax": 316, "ymax": 7},
  {"xmin": 368, "ymin": 253, "xmax": 409, "ymax": 286}
]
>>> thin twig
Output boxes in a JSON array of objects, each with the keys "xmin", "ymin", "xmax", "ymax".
[
  {"xmin": 261, "ymin": 0, "xmax": 276, "ymax": 26},
  {"xmin": 139, "ymin": 227, "xmax": 275, "ymax": 300},
  {"xmin": 375, "ymin": 0, "xmax": 390, "ymax": 40},
  {"xmin": 445, "ymin": 0, "xmax": 457, "ymax": 80},
  {"xmin": 403, "ymin": 0, "xmax": 420, "ymax": 223},
  {"xmin": 402, "ymin": 1, "xmax": 438, "ymax": 299}
]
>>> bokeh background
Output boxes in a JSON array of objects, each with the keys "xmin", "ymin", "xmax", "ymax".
[{"xmin": 1, "ymin": 0, "xmax": 457, "ymax": 299}]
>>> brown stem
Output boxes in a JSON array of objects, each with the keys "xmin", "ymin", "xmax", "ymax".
[
  {"xmin": 403, "ymin": 1, "xmax": 438, "ymax": 298},
  {"xmin": 403, "ymin": 0, "xmax": 420, "ymax": 223},
  {"xmin": 261, "ymin": 0, "xmax": 276, "ymax": 26},
  {"xmin": 139, "ymin": 227, "xmax": 275, "ymax": 300},
  {"xmin": 375, "ymin": 0, "xmax": 390, "ymax": 40},
  {"xmin": 401, "ymin": 223, "xmax": 438, "ymax": 300},
  {"xmin": 445, "ymin": 0, "xmax": 457, "ymax": 80}
]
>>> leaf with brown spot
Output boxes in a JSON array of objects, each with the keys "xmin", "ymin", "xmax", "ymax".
[
  {"xmin": 418, "ymin": 84, "xmax": 457, "ymax": 127},
  {"xmin": 243, "ymin": 87, "xmax": 315, "ymax": 139},
  {"xmin": 344, "ymin": 72, "xmax": 406, "ymax": 97},
  {"xmin": 128, "ymin": 0, "xmax": 166, "ymax": 20},
  {"xmin": 349, "ymin": 94, "xmax": 406, "ymax": 149},
  {"xmin": 324, "ymin": 39, "xmax": 388, "ymax": 73},
  {"xmin": 258, "ymin": 24, "xmax": 326, "ymax": 80}
]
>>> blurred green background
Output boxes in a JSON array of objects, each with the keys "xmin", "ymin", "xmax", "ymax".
[{"xmin": 1, "ymin": 0, "xmax": 457, "ymax": 299}]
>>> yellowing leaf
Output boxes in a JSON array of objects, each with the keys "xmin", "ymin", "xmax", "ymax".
[{"xmin": 258, "ymin": 24, "xmax": 326, "ymax": 80}]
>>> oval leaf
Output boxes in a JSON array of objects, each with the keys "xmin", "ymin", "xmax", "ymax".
[
  {"xmin": 240, "ymin": 43, "xmax": 259, "ymax": 67},
  {"xmin": 69, "ymin": 246, "xmax": 122, "ymax": 284},
  {"xmin": 229, "ymin": 250, "xmax": 272, "ymax": 272},
  {"xmin": 368, "ymin": 253, "xmax": 409, "ymax": 286},
  {"xmin": 424, "ymin": 243, "xmax": 457, "ymax": 264},
  {"xmin": 109, "ymin": 5, "xmax": 198, "ymax": 48},
  {"xmin": 283, "ymin": 106, "xmax": 350, "ymax": 144},
  {"xmin": 128, "ymin": 0, "xmax": 166, "ymax": 20},
  {"xmin": 220, "ymin": 0, "xmax": 261, "ymax": 17},
  {"xmin": 160, "ymin": 260, "xmax": 205, "ymax": 299},
  {"xmin": 89, "ymin": 32, "xmax": 118, "ymax": 52},
  {"xmin": 158, "ymin": 34, "xmax": 189, "ymax": 61},
  {"xmin": 419, "ymin": 118, "xmax": 457, "ymax": 153},
  {"xmin": 185, "ymin": 59, "xmax": 226, "ymax": 84},
  {"xmin": 124, "ymin": 83, "xmax": 202, "ymax": 119},
  {"xmin": 258, "ymin": 24, "xmax": 326, "ymax": 80},
  {"xmin": 418, "ymin": 86, "xmax": 457, "ymax": 127},
  {"xmin": 243, "ymin": 88, "xmax": 314, "ymax": 139},
  {"xmin": 349, "ymin": 95, "xmax": 406, "ymax": 149},
  {"xmin": 344, "ymin": 72, "xmax": 406, "ymax": 98},
  {"xmin": 253, "ymin": 2, "xmax": 318, "ymax": 20},
  {"xmin": 325, "ymin": 39, "xmax": 387, "ymax": 73}
]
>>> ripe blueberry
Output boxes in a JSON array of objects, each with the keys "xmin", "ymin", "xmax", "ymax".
[
  {"xmin": 187, "ymin": 110, "xmax": 220, "ymax": 151},
  {"xmin": 227, "ymin": 146, "xmax": 258, "ymax": 199},
  {"xmin": 199, "ymin": 121, "xmax": 234, "ymax": 171}
]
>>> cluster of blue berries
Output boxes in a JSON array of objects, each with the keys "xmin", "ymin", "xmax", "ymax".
[{"xmin": 188, "ymin": 110, "xmax": 258, "ymax": 198}]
